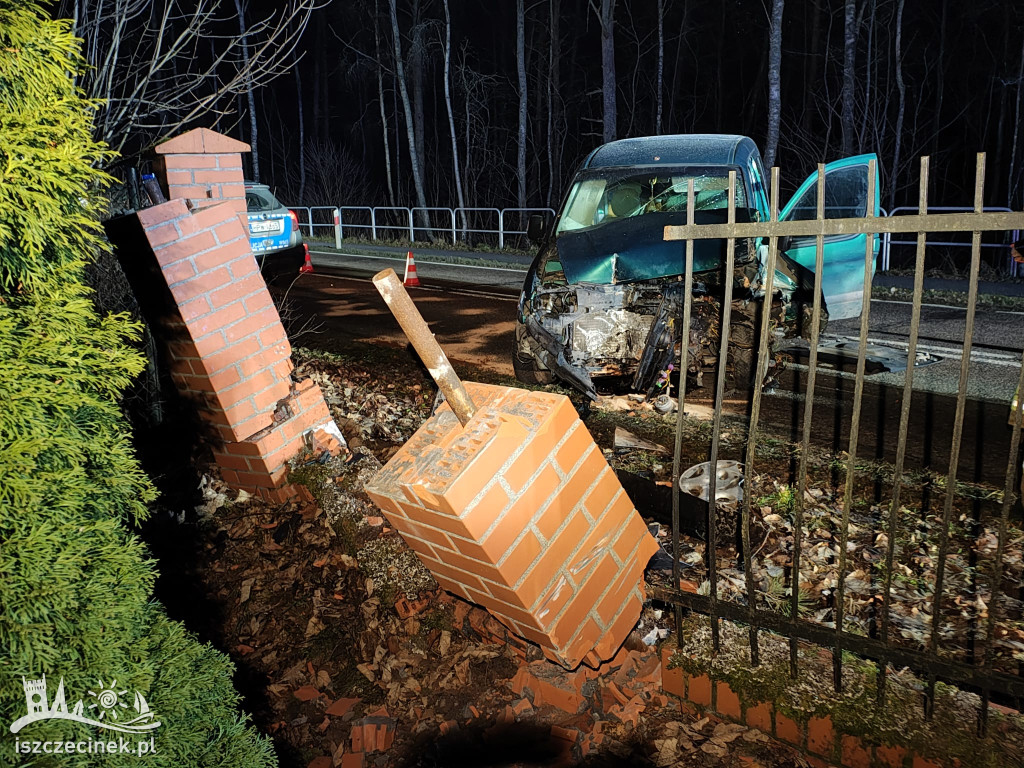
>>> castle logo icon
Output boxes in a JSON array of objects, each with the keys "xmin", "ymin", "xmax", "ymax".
[{"xmin": 10, "ymin": 675, "xmax": 161, "ymax": 735}]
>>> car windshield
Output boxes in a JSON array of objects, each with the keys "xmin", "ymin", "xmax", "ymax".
[{"xmin": 555, "ymin": 166, "xmax": 748, "ymax": 235}]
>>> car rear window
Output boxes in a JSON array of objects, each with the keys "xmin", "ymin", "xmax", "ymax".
[{"xmin": 246, "ymin": 188, "xmax": 280, "ymax": 212}]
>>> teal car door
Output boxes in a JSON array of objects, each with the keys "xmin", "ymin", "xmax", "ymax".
[{"xmin": 778, "ymin": 155, "xmax": 880, "ymax": 320}]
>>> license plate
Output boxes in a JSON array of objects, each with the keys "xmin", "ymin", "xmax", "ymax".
[{"xmin": 250, "ymin": 219, "xmax": 283, "ymax": 234}]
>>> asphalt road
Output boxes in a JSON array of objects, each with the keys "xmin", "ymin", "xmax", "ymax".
[{"xmin": 304, "ymin": 247, "xmax": 1023, "ymax": 485}]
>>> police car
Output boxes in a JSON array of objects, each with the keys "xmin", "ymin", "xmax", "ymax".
[{"xmin": 245, "ymin": 181, "xmax": 308, "ymax": 278}]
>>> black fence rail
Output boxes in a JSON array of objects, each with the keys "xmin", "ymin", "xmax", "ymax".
[{"xmin": 656, "ymin": 154, "xmax": 1024, "ymax": 736}]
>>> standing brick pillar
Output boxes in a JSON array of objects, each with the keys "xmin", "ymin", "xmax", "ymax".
[
  {"xmin": 111, "ymin": 128, "xmax": 343, "ymax": 502},
  {"xmin": 365, "ymin": 382, "xmax": 658, "ymax": 669},
  {"xmin": 153, "ymin": 128, "xmax": 248, "ymax": 216}
]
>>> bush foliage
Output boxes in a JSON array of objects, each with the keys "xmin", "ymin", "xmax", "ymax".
[{"xmin": 0, "ymin": 3, "xmax": 276, "ymax": 765}]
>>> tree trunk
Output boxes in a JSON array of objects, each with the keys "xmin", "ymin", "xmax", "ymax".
[
  {"xmin": 387, "ymin": 0, "xmax": 429, "ymax": 218},
  {"xmin": 546, "ymin": 0, "xmax": 562, "ymax": 206},
  {"xmin": 596, "ymin": 0, "xmax": 617, "ymax": 143},
  {"xmin": 889, "ymin": 0, "xmax": 906, "ymax": 211},
  {"xmin": 516, "ymin": 0, "xmax": 528, "ymax": 210},
  {"xmin": 860, "ymin": 0, "xmax": 875, "ymax": 147},
  {"xmin": 295, "ymin": 61, "xmax": 306, "ymax": 204},
  {"xmin": 840, "ymin": 0, "xmax": 856, "ymax": 155},
  {"xmin": 655, "ymin": 0, "xmax": 664, "ymax": 135},
  {"xmin": 233, "ymin": 0, "xmax": 259, "ymax": 181},
  {"xmin": 1007, "ymin": 36, "xmax": 1024, "ymax": 207},
  {"xmin": 801, "ymin": 0, "xmax": 823, "ymax": 138},
  {"xmin": 764, "ymin": 0, "xmax": 784, "ymax": 169},
  {"xmin": 374, "ymin": 1, "xmax": 396, "ymax": 205},
  {"xmin": 442, "ymin": 0, "xmax": 467, "ymax": 228}
]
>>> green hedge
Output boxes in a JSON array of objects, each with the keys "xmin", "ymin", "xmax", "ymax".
[{"xmin": 0, "ymin": 4, "xmax": 275, "ymax": 766}]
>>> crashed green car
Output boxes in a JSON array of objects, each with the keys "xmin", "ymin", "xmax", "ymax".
[{"xmin": 514, "ymin": 134, "xmax": 880, "ymax": 399}]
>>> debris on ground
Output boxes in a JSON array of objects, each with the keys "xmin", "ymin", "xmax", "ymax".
[{"xmin": 175, "ymin": 347, "xmax": 1023, "ymax": 766}]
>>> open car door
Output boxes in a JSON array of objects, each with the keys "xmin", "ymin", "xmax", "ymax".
[{"xmin": 779, "ymin": 154, "xmax": 880, "ymax": 320}]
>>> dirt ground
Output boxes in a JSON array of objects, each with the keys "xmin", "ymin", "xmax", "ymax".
[{"xmin": 142, "ymin": 345, "xmax": 835, "ymax": 768}]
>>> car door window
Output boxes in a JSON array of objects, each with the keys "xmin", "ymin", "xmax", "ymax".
[{"xmin": 784, "ymin": 165, "xmax": 869, "ymax": 222}]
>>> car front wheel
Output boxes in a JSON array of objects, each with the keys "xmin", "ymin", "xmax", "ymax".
[{"xmin": 512, "ymin": 323, "xmax": 555, "ymax": 385}]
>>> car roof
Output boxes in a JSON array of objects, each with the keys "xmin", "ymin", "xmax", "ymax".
[
  {"xmin": 582, "ymin": 134, "xmax": 759, "ymax": 170},
  {"xmin": 244, "ymin": 181, "xmax": 270, "ymax": 190}
]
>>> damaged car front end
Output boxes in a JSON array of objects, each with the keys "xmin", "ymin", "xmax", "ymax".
[{"xmin": 515, "ymin": 142, "xmax": 822, "ymax": 400}]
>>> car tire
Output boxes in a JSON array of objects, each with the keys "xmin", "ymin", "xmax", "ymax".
[{"xmin": 512, "ymin": 324, "xmax": 555, "ymax": 385}]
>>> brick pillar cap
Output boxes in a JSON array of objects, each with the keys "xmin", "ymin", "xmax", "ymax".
[{"xmin": 155, "ymin": 128, "xmax": 250, "ymax": 156}]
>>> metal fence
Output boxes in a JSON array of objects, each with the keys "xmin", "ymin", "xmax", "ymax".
[
  {"xmin": 652, "ymin": 155, "xmax": 1024, "ymax": 735},
  {"xmin": 289, "ymin": 205, "xmax": 556, "ymax": 250},
  {"xmin": 291, "ymin": 202, "xmax": 1023, "ymax": 275}
]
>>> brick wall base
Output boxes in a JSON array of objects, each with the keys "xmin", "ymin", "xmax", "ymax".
[{"xmin": 659, "ymin": 619, "xmax": 1024, "ymax": 768}]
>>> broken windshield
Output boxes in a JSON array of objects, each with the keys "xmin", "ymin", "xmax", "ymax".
[{"xmin": 556, "ymin": 166, "xmax": 749, "ymax": 235}]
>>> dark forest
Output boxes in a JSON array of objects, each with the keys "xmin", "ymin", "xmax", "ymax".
[{"xmin": 57, "ymin": 0, "xmax": 1024, "ymax": 212}]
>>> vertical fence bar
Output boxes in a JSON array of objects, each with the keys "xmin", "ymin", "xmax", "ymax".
[
  {"xmin": 877, "ymin": 157, "xmax": 930, "ymax": 706},
  {"xmin": 740, "ymin": 167, "xmax": 784, "ymax": 666},
  {"xmin": 702, "ymin": 173, "xmax": 738, "ymax": 654},
  {"xmin": 451, "ymin": 209, "xmax": 456, "ymax": 243},
  {"xmin": 408, "ymin": 208, "xmax": 415, "ymax": 242},
  {"xmin": 833, "ymin": 159, "xmax": 877, "ymax": 693},
  {"xmin": 791, "ymin": 165, "xmax": 827, "ymax": 677},
  {"xmin": 334, "ymin": 208, "xmax": 342, "ymax": 248},
  {"xmin": 371, "ymin": 209, "xmax": 378, "ymax": 241},
  {"xmin": 978, "ymin": 355, "xmax": 1024, "ymax": 735},
  {"xmin": 498, "ymin": 211, "xmax": 505, "ymax": 250},
  {"xmin": 671, "ymin": 180, "xmax": 701, "ymax": 648},
  {"xmin": 926, "ymin": 153, "xmax": 986, "ymax": 718}
]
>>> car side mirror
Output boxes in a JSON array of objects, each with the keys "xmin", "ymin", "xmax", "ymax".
[{"xmin": 527, "ymin": 213, "xmax": 551, "ymax": 244}]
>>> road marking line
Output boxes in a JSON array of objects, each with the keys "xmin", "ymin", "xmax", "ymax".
[
  {"xmin": 825, "ymin": 334, "xmax": 1022, "ymax": 366},
  {"xmin": 309, "ymin": 249, "xmax": 528, "ymax": 274},
  {"xmin": 305, "ymin": 271, "xmax": 517, "ymax": 301}
]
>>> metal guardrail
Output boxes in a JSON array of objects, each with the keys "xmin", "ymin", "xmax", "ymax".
[
  {"xmin": 658, "ymin": 155, "xmax": 1024, "ymax": 734},
  {"xmin": 291, "ymin": 201, "xmax": 1023, "ymax": 275},
  {"xmin": 290, "ymin": 205, "xmax": 557, "ymax": 249}
]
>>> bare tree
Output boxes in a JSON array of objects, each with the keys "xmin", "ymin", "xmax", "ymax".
[
  {"xmin": 442, "ymin": 0, "xmax": 467, "ymax": 225},
  {"xmin": 516, "ymin": 0, "xmax": 528, "ymax": 210},
  {"xmin": 387, "ymin": 0, "xmax": 430, "ymax": 219},
  {"xmin": 764, "ymin": 0, "xmax": 784, "ymax": 169},
  {"xmin": 655, "ymin": 0, "xmax": 665, "ymax": 135},
  {"xmin": 841, "ymin": 0, "xmax": 857, "ymax": 155},
  {"xmin": 232, "ymin": 0, "xmax": 260, "ymax": 180},
  {"xmin": 58, "ymin": 0, "xmax": 316, "ymax": 159},
  {"xmin": 590, "ymin": 0, "xmax": 617, "ymax": 143},
  {"xmin": 889, "ymin": 0, "xmax": 906, "ymax": 210}
]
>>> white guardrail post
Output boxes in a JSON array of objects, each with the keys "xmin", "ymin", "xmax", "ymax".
[{"xmin": 334, "ymin": 208, "xmax": 342, "ymax": 248}]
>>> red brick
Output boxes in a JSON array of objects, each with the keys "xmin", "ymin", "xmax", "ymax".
[
  {"xmin": 163, "ymin": 258, "xmax": 197, "ymax": 286},
  {"xmin": 146, "ymin": 221, "xmax": 181, "ymax": 247},
  {"xmin": 874, "ymin": 744, "xmax": 908, "ymax": 768},
  {"xmin": 716, "ymin": 681, "xmax": 741, "ymax": 720},
  {"xmin": 807, "ymin": 715, "xmax": 834, "ymax": 757},
  {"xmin": 178, "ymin": 296, "xmax": 212, "ymax": 322},
  {"xmin": 165, "ymin": 169, "xmax": 194, "ymax": 185},
  {"xmin": 339, "ymin": 753, "xmax": 364, "ymax": 768},
  {"xmin": 841, "ymin": 734, "xmax": 872, "ymax": 768},
  {"xmin": 162, "ymin": 153, "xmax": 219, "ymax": 170},
  {"xmin": 554, "ymin": 424, "xmax": 594, "ymax": 474},
  {"xmin": 775, "ymin": 711, "xmax": 802, "ymax": 746},
  {"xmin": 214, "ymin": 452, "xmax": 251, "ymax": 472},
  {"xmin": 688, "ymin": 674, "xmax": 711, "ymax": 707},
  {"xmin": 662, "ymin": 658, "xmax": 686, "ymax": 699},
  {"xmin": 153, "ymin": 231, "xmax": 215, "ymax": 267},
  {"xmin": 138, "ymin": 199, "xmax": 188, "ymax": 228},
  {"xmin": 201, "ymin": 336, "xmax": 262, "ymax": 375},
  {"xmin": 911, "ymin": 758, "xmax": 942, "ymax": 768},
  {"xmin": 193, "ymin": 330, "xmax": 227, "ymax": 358},
  {"xmin": 209, "ymin": 272, "xmax": 267, "ymax": 307},
  {"xmin": 744, "ymin": 700, "xmax": 772, "ymax": 732}
]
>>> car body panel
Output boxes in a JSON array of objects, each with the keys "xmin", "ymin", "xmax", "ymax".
[{"xmin": 778, "ymin": 154, "xmax": 881, "ymax": 320}]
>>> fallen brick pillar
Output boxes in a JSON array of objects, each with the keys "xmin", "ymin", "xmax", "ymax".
[
  {"xmin": 365, "ymin": 382, "xmax": 658, "ymax": 669},
  {"xmin": 108, "ymin": 128, "xmax": 343, "ymax": 502}
]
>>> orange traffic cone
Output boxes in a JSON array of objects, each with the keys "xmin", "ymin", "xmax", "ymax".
[
  {"xmin": 403, "ymin": 251, "xmax": 421, "ymax": 287},
  {"xmin": 299, "ymin": 244, "xmax": 314, "ymax": 273}
]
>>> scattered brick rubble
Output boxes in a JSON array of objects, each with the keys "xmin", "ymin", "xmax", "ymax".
[{"xmin": 172, "ymin": 350, "xmax": 812, "ymax": 768}]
